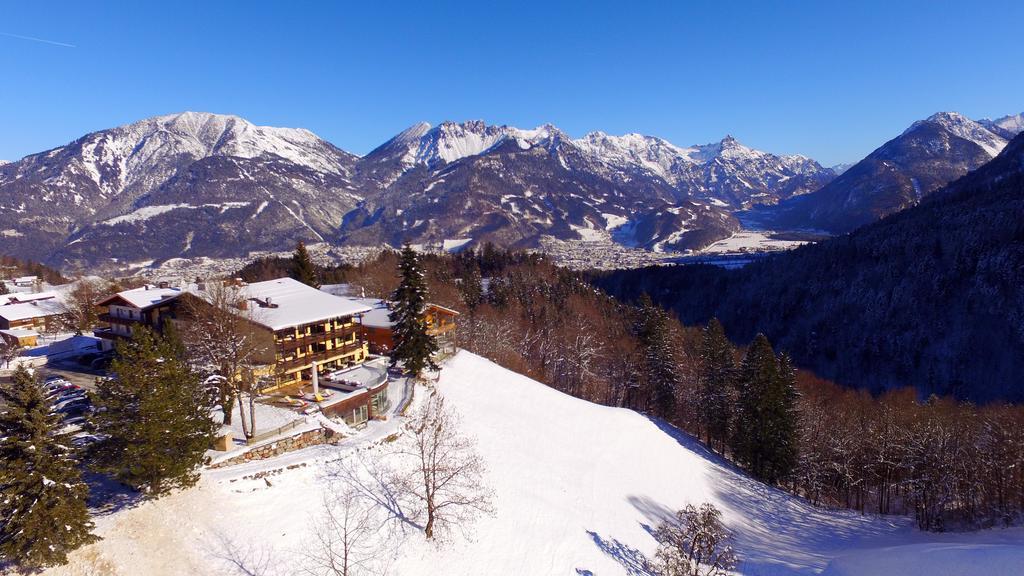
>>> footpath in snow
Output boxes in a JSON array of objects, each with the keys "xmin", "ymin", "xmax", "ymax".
[{"xmin": 42, "ymin": 351, "xmax": 1024, "ymax": 576}]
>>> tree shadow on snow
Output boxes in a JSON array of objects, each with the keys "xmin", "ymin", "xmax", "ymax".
[
  {"xmin": 84, "ymin": 470, "xmax": 145, "ymax": 517},
  {"xmin": 585, "ymin": 529, "xmax": 657, "ymax": 576},
  {"xmin": 643, "ymin": 415, "xmax": 909, "ymax": 576}
]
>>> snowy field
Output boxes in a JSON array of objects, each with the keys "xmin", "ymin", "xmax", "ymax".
[
  {"xmin": 699, "ymin": 230, "xmax": 808, "ymax": 254},
  {"xmin": 41, "ymin": 352, "xmax": 1024, "ymax": 576}
]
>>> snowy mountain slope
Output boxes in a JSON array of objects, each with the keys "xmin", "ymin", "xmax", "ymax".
[
  {"xmin": 345, "ymin": 123, "xmax": 741, "ymax": 251},
  {"xmin": 576, "ymin": 132, "xmax": 836, "ymax": 208},
  {"xmin": 43, "ymin": 352, "xmax": 1024, "ymax": 576},
  {"xmin": 0, "ymin": 112, "xmax": 361, "ymax": 267},
  {"xmin": 759, "ymin": 111, "xmax": 1012, "ymax": 233},
  {"xmin": 979, "ymin": 112, "xmax": 1024, "ymax": 140}
]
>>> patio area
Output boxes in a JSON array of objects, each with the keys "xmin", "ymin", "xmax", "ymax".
[{"xmin": 263, "ymin": 356, "xmax": 390, "ymax": 414}]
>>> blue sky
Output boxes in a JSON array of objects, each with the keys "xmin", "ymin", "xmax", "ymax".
[{"xmin": 1, "ymin": 0, "xmax": 1021, "ymax": 165}]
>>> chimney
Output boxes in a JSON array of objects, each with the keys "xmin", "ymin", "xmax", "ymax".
[
  {"xmin": 237, "ymin": 299, "xmax": 249, "ymax": 311},
  {"xmin": 158, "ymin": 281, "xmax": 169, "ymax": 289}
]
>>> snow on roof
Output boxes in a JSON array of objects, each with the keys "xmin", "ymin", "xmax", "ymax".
[
  {"xmin": 235, "ymin": 278, "xmax": 372, "ymax": 331},
  {"xmin": 0, "ymin": 299, "xmax": 67, "ymax": 321},
  {"xmin": 0, "ymin": 291, "xmax": 59, "ymax": 306},
  {"xmin": 0, "ymin": 328, "xmax": 39, "ymax": 338},
  {"xmin": 102, "ymin": 286, "xmax": 184, "ymax": 309},
  {"xmin": 343, "ymin": 297, "xmax": 458, "ymax": 329},
  {"xmin": 348, "ymin": 297, "xmax": 393, "ymax": 328}
]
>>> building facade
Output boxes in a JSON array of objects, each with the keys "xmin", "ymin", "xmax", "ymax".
[
  {"xmin": 352, "ymin": 298, "xmax": 459, "ymax": 357},
  {"xmin": 94, "ymin": 284, "xmax": 183, "ymax": 351}
]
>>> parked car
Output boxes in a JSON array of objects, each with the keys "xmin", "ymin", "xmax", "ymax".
[
  {"xmin": 45, "ymin": 384, "xmax": 82, "ymax": 399},
  {"xmin": 43, "ymin": 381, "xmax": 76, "ymax": 395},
  {"xmin": 52, "ymin": 396, "xmax": 90, "ymax": 414},
  {"xmin": 44, "ymin": 375, "xmax": 70, "ymax": 384},
  {"xmin": 58, "ymin": 416, "xmax": 87, "ymax": 435},
  {"xmin": 50, "ymin": 389, "xmax": 87, "ymax": 404}
]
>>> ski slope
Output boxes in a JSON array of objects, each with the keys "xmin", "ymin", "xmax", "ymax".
[{"xmin": 44, "ymin": 352, "xmax": 1024, "ymax": 575}]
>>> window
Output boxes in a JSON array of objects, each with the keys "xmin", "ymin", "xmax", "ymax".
[
  {"xmin": 372, "ymin": 389, "xmax": 390, "ymax": 415},
  {"xmin": 345, "ymin": 404, "xmax": 368, "ymax": 426}
]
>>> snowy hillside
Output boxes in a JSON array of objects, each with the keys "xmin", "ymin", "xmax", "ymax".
[
  {"xmin": 44, "ymin": 352, "xmax": 1024, "ymax": 576},
  {"xmin": 902, "ymin": 112, "xmax": 1007, "ymax": 157}
]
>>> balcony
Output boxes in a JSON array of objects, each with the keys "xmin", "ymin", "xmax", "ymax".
[
  {"xmin": 275, "ymin": 327, "xmax": 360, "ymax": 351},
  {"xmin": 93, "ymin": 327, "xmax": 129, "ymax": 340},
  {"xmin": 99, "ymin": 312, "xmax": 142, "ymax": 325},
  {"xmin": 275, "ymin": 341, "xmax": 365, "ymax": 373}
]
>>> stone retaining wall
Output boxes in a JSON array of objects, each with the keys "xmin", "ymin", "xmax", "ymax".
[{"xmin": 209, "ymin": 427, "xmax": 340, "ymax": 469}]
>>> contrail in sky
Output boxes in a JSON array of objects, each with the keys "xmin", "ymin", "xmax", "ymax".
[{"xmin": 0, "ymin": 31, "xmax": 76, "ymax": 48}]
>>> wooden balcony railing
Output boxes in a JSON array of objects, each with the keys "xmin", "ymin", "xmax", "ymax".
[
  {"xmin": 98, "ymin": 312, "xmax": 141, "ymax": 325},
  {"xmin": 275, "ymin": 341, "xmax": 365, "ymax": 373}
]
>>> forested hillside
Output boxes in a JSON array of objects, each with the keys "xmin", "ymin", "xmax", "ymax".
[{"xmin": 593, "ymin": 133, "xmax": 1024, "ymax": 403}]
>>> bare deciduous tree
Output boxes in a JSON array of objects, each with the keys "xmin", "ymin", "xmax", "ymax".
[
  {"xmin": 179, "ymin": 281, "xmax": 273, "ymax": 437},
  {"xmin": 401, "ymin": 391, "xmax": 494, "ymax": 541},
  {"xmin": 0, "ymin": 339, "xmax": 22, "ymax": 369},
  {"xmin": 63, "ymin": 278, "xmax": 109, "ymax": 335},
  {"xmin": 654, "ymin": 503, "xmax": 736, "ymax": 576},
  {"xmin": 303, "ymin": 489, "xmax": 389, "ymax": 576}
]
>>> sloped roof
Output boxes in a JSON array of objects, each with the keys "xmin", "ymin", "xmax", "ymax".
[
  {"xmin": 0, "ymin": 299, "xmax": 67, "ymax": 321},
  {"xmin": 234, "ymin": 278, "xmax": 372, "ymax": 331},
  {"xmin": 99, "ymin": 286, "xmax": 183, "ymax": 309}
]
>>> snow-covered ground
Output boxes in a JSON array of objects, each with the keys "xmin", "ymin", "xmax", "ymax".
[
  {"xmin": 699, "ymin": 230, "xmax": 808, "ymax": 254},
  {"xmin": 42, "ymin": 352, "xmax": 1024, "ymax": 575}
]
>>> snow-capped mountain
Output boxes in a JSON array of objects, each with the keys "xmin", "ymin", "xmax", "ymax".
[
  {"xmin": 761, "ymin": 111, "xmax": 1012, "ymax": 233},
  {"xmin": 575, "ymin": 132, "xmax": 836, "ymax": 208},
  {"xmin": 344, "ymin": 120, "xmax": 741, "ymax": 251},
  {"xmin": 979, "ymin": 112, "xmax": 1024, "ymax": 140},
  {"xmin": 0, "ymin": 112, "xmax": 362, "ymax": 267},
  {"xmin": 2, "ymin": 110, "xmax": 1019, "ymax": 269}
]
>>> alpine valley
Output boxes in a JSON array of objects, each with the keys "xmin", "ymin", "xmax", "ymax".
[{"xmin": 0, "ymin": 110, "xmax": 1021, "ymax": 271}]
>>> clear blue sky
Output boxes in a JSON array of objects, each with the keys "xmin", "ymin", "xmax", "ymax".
[{"xmin": 1, "ymin": 0, "xmax": 1021, "ymax": 165}]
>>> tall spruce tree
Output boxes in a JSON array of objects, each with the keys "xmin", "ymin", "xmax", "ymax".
[
  {"xmin": 769, "ymin": 353, "xmax": 800, "ymax": 483},
  {"xmin": 0, "ymin": 366, "xmax": 97, "ymax": 569},
  {"xmin": 389, "ymin": 244, "xmax": 439, "ymax": 378},
  {"xmin": 731, "ymin": 334, "xmax": 799, "ymax": 484},
  {"xmin": 458, "ymin": 263, "xmax": 484, "ymax": 313},
  {"xmin": 291, "ymin": 240, "xmax": 320, "ymax": 288},
  {"xmin": 699, "ymin": 318, "xmax": 736, "ymax": 454},
  {"xmin": 90, "ymin": 327, "xmax": 215, "ymax": 497},
  {"xmin": 636, "ymin": 295, "xmax": 680, "ymax": 419}
]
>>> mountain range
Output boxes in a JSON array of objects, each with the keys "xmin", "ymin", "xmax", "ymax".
[
  {"xmin": 0, "ymin": 110, "xmax": 1020, "ymax": 269},
  {"xmin": 594, "ymin": 130, "xmax": 1024, "ymax": 402}
]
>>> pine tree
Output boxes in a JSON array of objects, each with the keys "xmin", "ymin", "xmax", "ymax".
[
  {"xmin": 731, "ymin": 334, "xmax": 776, "ymax": 481},
  {"xmin": 0, "ymin": 366, "xmax": 97, "ymax": 569},
  {"xmin": 699, "ymin": 318, "xmax": 735, "ymax": 454},
  {"xmin": 768, "ymin": 353, "xmax": 800, "ymax": 484},
  {"xmin": 291, "ymin": 240, "xmax": 320, "ymax": 288},
  {"xmin": 458, "ymin": 263, "xmax": 484, "ymax": 313},
  {"xmin": 389, "ymin": 244, "xmax": 439, "ymax": 378},
  {"xmin": 731, "ymin": 334, "xmax": 799, "ymax": 484},
  {"xmin": 90, "ymin": 327, "xmax": 215, "ymax": 497},
  {"xmin": 0, "ymin": 280, "xmax": 8, "ymax": 295},
  {"xmin": 636, "ymin": 295, "xmax": 679, "ymax": 419}
]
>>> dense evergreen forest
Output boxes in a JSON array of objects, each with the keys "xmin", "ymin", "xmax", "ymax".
[{"xmin": 593, "ymin": 132, "xmax": 1024, "ymax": 403}]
